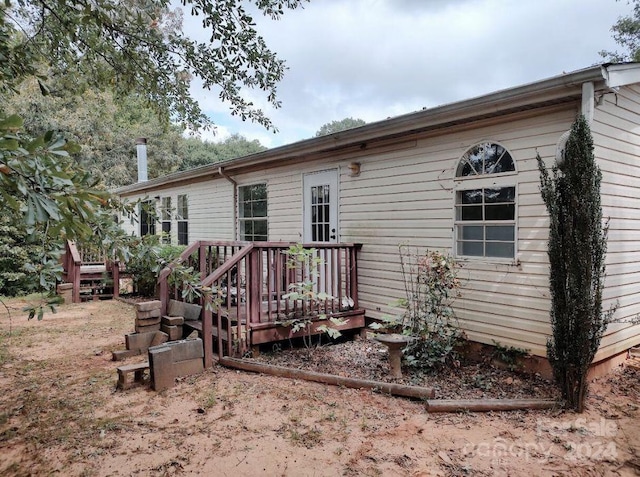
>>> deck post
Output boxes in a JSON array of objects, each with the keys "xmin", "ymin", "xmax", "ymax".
[
  {"xmin": 112, "ymin": 261, "xmax": 120, "ymax": 298},
  {"xmin": 351, "ymin": 245, "xmax": 361, "ymax": 308},
  {"xmin": 248, "ymin": 248, "xmax": 261, "ymax": 325},
  {"xmin": 199, "ymin": 243, "xmax": 207, "ymax": 308},
  {"xmin": 202, "ymin": 294, "xmax": 213, "ymax": 368},
  {"xmin": 159, "ymin": 277, "xmax": 168, "ymax": 316}
]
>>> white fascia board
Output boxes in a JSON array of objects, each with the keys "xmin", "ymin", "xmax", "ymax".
[{"xmin": 603, "ymin": 63, "xmax": 640, "ymax": 88}]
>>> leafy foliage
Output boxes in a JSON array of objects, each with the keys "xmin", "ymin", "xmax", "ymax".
[
  {"xmin": 315, "ymin": 117, "xmax": 366, "ymax": 137},
  {"xmin": 0, "ymin": 214, "xmax": 40, "ymax": 297},
  {"xmin": 384, "ymin": 247, "xmax": 463, "ymax": 369},
  {"xmin": 278, "ymin": 244, "xmax": 346, "ymax": 349},
  {"xmin": 600, "ymin": 0, "xmax": 640, "ymax": 62},
  {"xmin": 3, "ymin": 0, "xmax": 309, "ymax": 131},
  {"xmin": 179, "ymin": 133, "xmax": 267, "ymax": 171},
  {"xmin": 537, "ymin": 115, "xmax": 615, "ymax": 412}
]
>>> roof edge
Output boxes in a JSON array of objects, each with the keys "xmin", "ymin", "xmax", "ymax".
[{"xmin": 115, "ymin": 64, "xmax": 624, "ymax": 196}]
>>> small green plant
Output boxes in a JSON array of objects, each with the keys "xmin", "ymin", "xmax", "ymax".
[
  {"xmin": 391, "ymin": 247, "xmax": 463, "ymax": 369},
  {"xmin": 278, "ymin": 244, "xmax": 346, "ymax": 350},
  {"xmin": 492, "ymin": 340, "xmax": 530, "ymax": 371}
]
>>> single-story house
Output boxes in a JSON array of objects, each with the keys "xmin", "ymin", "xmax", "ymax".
[{"xmin": 116, "ymin": 62, "xmax": 640, "ymax": 368}]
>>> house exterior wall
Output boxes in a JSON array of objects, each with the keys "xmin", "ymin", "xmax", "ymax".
[
  {"xmin": 117, "ymin": 91, "xmax": 640, "ymax": 361},
  {"xmin": 119, "ymin": 179, "xmax": 234, "ymax": 242},
  {"xmin": 592, "ymin": 84, "xmax": 640, "ymax": 361}
]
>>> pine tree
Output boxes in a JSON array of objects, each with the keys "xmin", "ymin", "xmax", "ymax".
[{"xmin": 537, "ymin": 115, "xmax": 613, "ymax": 412}]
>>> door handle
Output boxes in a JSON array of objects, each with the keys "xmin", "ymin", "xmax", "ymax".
[{"xmin": 330, "ymin": 228, "xmax": 336, "ymax": 240}]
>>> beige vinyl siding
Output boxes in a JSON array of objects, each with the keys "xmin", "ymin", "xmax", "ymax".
[
  {"xmin": 118, "ymin": 179, "xmax": 235, "ymax": 241},
  {"xmin": 592, "ymin": 84, "xmax": 640, "ymax": 360},
  {"xmin": 115, "ymin": 88, "xmax": 640, "ymax": 361},
  {"xmin": 333, "ymin": 106, "xmax": 579, "ymax": 357}
]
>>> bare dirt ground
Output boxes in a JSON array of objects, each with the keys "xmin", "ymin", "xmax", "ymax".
[{"xmin": 0, "ymin": 299, "xmax": 639, "ymax": 477}]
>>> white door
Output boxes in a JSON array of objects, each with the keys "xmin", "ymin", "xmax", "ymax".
[{"xmin": 303, "ymin": 170, "xmax": 339, "ymax": 243}]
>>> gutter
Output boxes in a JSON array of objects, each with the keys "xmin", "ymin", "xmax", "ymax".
[
  {"xmin": 218, "ymin": 167, "xmax": 237, "ymax": 240},
  {"xmin": 115, "ymin": 65, "xmax": 615, "ymax": 195}
]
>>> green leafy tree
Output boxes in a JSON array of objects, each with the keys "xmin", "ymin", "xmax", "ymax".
[
  {"xmin": 4, "ymin": 79, "xmax": 185, "ymax": 186},
  {"xmin": 601, "ymin": 0, "xmax": 640, "ymax": 61},
  {"xmin": 179, "ymin": 133, "xmax": 266, "ymax": 170},
  {"xmin": 537, "ymin": 115, "xmax": 614, "ymax": 412},
  {"xmin": 0, "ymin": 214, "xmax": 41, "ymax": 297},
  {"xmin": 0, "ymin": 0, "xmax": 304, "ymax": 314},
  {"xmin": 2, "ymin": 0, "xmax": 309, "ymax": 130},
  {"xmin": 315, "ymin": 117, "xmax": 366, "ymax": 137}
]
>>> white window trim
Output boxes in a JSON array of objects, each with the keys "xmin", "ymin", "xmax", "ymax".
[
  {"xmin": 237, "ymin": 182, "xmax": 268, "ymax": 241},
  {"xmin": 453, "ymin": 142, "xmax": 518, "ymax": 263}
]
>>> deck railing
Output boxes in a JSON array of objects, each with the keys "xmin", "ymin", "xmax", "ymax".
[
  {"xmin": 61, "ymin": 240, "xmax": 121, "ymax": 302},
  {"xmin": 157, "ymin": 241, "xmax": 362, "ymax": 365}
]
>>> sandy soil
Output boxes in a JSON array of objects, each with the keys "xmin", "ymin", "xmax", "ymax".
[{"xmin": 0, "ymin": 298, "xmax": 639, "ymax": 477}]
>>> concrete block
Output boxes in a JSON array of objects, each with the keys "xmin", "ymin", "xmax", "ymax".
[
  {"xmin": 117, "ymin": 362, "xmax": 149, "ymax": 390},
  {"xmin": 135, "ymin": 322, "xmax": 161, "ymax": 334},
  {"xmin": 136, "ymin": 300, "xmax": 162, "ymax": 312},
  {"xmin": 136, "ymin": 316, "xmax": 161, "ymax": 327},
  {"xmin": 161, "ymin": 324, "xmax": 183, "ymax": 341},
  {"xmin": 172, "ymin": 358, "xmax": 204, "ymax": 377},
  {"xmin": 136, "ymin": 309, "xmax": 161, "ymax": 320},
  {"xmin": 168, "ymin": 299, "xmax": 201, "ymax": 320},
  {"xmin": 182, "ymin": 303, "xmax": 202, "ymax": 321},
  {"xmin": 150, "ymin": 331, "xmax": 169, "ymax": 347},
  {"xmin": 112, "ymin": 349, "xmax": 142, "ymax": 361},
  {"xmin": 125, "ymin": 332, "xmax": 156, "ymax": 351},
  {"xmin": 162, "ymin": 315, "xmax": 184, "ymax": 326},
  {"xmin": 169, "ymin": 338, "xmax": 204, "ymax": 362},
  {"xmin": 167, "ymin": 300, "xmax": 184, "ymax": 317},
  {"xmin": 149, "ymin": 346, "xmax": 174, "ymax": 392}
]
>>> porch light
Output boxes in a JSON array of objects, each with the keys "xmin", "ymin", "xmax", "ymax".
[{"xmin": 348, "ymin": 162, "xmax": 361, "ymax": 177}]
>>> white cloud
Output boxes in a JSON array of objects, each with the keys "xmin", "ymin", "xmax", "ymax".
[{"xmin": 182, "ymin": 0, "xmax": 631, "ymax": 147}]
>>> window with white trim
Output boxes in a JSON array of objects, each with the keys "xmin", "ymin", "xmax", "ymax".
[
  {"xmin": 455, "ymin": 142, "xmax": 516, "ymax": 259},
  {"xmin": 140, "ymin": 200, "xmax": 156, "ymax": 237},
  {"xmin": 238, "ymin": 184, "xmax": 267, "ymax": 241},
  {"xmin": 161, "ymin": 197, "xmax": 172, "ymax": 244},
  {"xmin": 177, "ymin": 194, "xmax": 189, "ymax": 245}
]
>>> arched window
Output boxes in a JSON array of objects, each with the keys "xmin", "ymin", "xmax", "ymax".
[{"xmin": 455, "ymin": 142, "xmax": 516, "ymax": 259}]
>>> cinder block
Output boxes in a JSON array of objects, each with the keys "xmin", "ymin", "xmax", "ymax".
[
  {"xmin": 135, "ymin": 322, "xmax": 161, "ymax": 334},
  {"xmin": 161, "ymin": 324, "xmax": 183, "ymax": 341},
  {"xmin": 136, "ymin": 300, "xmax": 162, "ymax": 312},
  {"xmin": 169, "ymin": 338, "xmax": 204, "ymax": 362},
  {"xmin": 162, "ymin": 315, "xmax": 184, "ymax": 326},
  {"xmin": 150, "ymin": 331, "xmax": 169, "ymax": 347},
  {"xmin": 149, "ymin": 346, "xmax": 174, "ymax": 392},
  {"xmin": 112, "ymin": 349, "xmax": 142, "ymax": 361},
  {"xmin": 172, "ymin": 358, "xmax": 204, "ymax": 377},
  {"xmin": 182, "ymin": 303, "xmax": 202, "ymax": 321},
  {"xmin": 168, "ymin": 299, "xmax": 201, "ymax": 320},
  {"xmin": 168, "ymin": 300, "xmax": 184, "ymax": 317},
  {"xmin": 136, "ymin": 309, "xmax": 161, "ymax": 320},
  {"xmin": 125, "ymin": 332, "xmax": 156, "ymax": 351},
  {"xmin": 136, "ymin": 315, "xmax": 161, "ymax": 327}
]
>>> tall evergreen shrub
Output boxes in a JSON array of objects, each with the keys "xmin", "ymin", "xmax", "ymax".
[{"xmin": 537, "ymin": 115, "xmax": 613, "ymax": 412}]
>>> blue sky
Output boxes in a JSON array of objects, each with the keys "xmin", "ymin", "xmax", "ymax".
[{"xmin": 184, "ymin": 0, "xmax": 631, "ymax": 148}]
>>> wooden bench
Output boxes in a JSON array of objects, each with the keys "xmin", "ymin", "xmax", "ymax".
[{"xmin": 116, "ymin": 362, "xmax": 149, "ymax": 390}]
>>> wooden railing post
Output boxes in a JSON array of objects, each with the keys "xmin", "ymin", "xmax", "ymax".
[
  {"xmin": 351, "ymin": 244, "xmax": 361, "ymax": 308},
  {"xmin": 202, "ymin": 294, "xmax": 213, "ymax": 368},
  {"xmin": 112, "ymin": 261, "xmax": 120, "ymax": 298},
  {"xmin": 248, "ymin": 248, "xmax": 261, "ymax": 325},
  {"xmin": 159, "ymin": 278, "xmax": 168, "ymax": 317}
]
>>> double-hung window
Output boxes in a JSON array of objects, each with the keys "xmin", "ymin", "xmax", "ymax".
[
  {"xmin": 238, "ymin": 184, "xmax": 267, "ymax": 241},
  {"xmin": 161, "ymin": 197, "xmax": 172, "ymax": 244},
  {"xmin": 454, "ymin": 142, "xmax": 516, "ymax": 259},
  {"xmin": 140, "ymin": 200, "xmax": 156, "ymax": 237},
  {"xmin": 177, "ymin": 194, "xmax": 189, "ymax": 246}
]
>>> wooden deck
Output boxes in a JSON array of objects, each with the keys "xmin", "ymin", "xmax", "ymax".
[
  {"xmin": 62, "ymin": 241, "xmax": 122, "ymax": 302},
  {"xmin": 158, "ymin": 241, "xmax": 364, "ymax": 365}
]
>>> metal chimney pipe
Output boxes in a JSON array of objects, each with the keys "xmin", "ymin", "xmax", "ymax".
[{"xmin": 136, "ymin": 137, "xmax": 148, "ymax": 182}]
